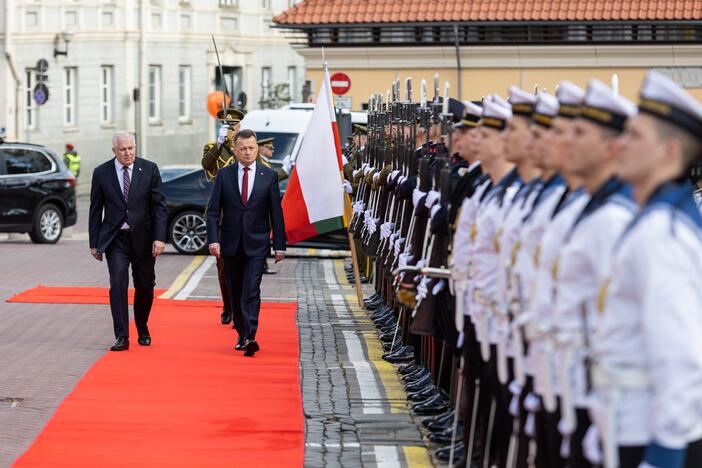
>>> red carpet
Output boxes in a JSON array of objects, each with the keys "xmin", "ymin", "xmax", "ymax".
[
  {"xmin": 11, "ymin": 287, "xmax": 303, "ymax": 468},
  {"xmin": 7, "ymin": 285, "xmax": 167, "ymax": 305}
]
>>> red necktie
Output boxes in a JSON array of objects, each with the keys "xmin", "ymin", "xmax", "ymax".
[{"xmin": 241, "ymin": 166, "xmax": 250, "ymax": 206}]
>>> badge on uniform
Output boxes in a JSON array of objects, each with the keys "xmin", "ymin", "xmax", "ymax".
[{"xmin": 458, "ymin": 167, "xmax": 468, "ymax": 177}]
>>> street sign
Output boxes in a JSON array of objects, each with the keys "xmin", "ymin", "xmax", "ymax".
[
  {"xmin": 330, "ymin": 72, "xmax": 351, "ymax": 95},
  {"xmin": 33, "ymin": 83, "xmax": 49, "ymax": 106},
  {"xmin": 336, "ymin": 96, "xmax": 352, "ymax": 109}
]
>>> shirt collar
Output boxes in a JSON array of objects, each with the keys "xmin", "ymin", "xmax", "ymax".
[
  {"xmin": 114, "ymin": 158, "xmax": 134, "ymax": 171},
  {"xmin": 239, "ymin": 161, "xmax": 256, "ymax": 172}
]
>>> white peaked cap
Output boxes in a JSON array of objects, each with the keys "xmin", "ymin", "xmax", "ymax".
[
  {"xmin": 639, "ymin": 70, "xmax": 702, "ymax": 139},
  {"xmin": 556, "ymin": 81, "xmax": 585, "ymax": 118},
  {"xmin": 532, "ymin": 92, "xmax": 559, "ymax": 127},
  {"xmin": 509, "ymin": 86, "xmax": 537, "ymax": 116},
  {"xmin": 581, "ymin": 79, "xmax": 637, "ymax": 131},
  {"xmin": 482, "ymin": 94, "xmax": 512, "ymax": 130},
  {"xmin": 465, "ymin": 101, "xmax": 483, "ymax": 118}
]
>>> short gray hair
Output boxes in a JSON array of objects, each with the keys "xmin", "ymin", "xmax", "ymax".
[{"xmin": 112, "ymin": 131, "xmax": 135, "ymax": 148}]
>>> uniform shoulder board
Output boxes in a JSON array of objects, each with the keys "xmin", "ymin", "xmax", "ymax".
[{"xmin": 203, "ymin": 142, "xmax": 216, "ymax": 151}]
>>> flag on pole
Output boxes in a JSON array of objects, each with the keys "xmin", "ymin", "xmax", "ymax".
[{"xmin": 281, "ymin": 65, "xmax": 346, "ymax": 245}]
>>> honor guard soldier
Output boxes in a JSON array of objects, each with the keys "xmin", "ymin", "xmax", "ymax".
[
  {"xmin": 589, "ymin": 71, "xmax": 702, "ymax": 468},
  {"xmin": 470, "ymin": 94, "xmax": 521, "ymax": 468},
  {"xmin": 548, "ymin": 79, "xmax": 636, "ymax": 468},
  {"xmin": 256, "ymin": 137, "xmax": 292, "ymax": 182},
  {"xmin": 201, "ymin": 107, "xmax": 244, "ymax": 326}
]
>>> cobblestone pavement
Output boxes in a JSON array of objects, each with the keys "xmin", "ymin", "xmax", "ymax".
[{"xmin": 0, "ymin": 196, "xmax": 434, "ymax": 467}]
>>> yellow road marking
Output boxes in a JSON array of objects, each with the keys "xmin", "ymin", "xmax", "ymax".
[
  {"xmin": 158, "ymin": 255, "xmax": 205, "ymax": 299},
  {"xmin": 402, "ymin": 445, "xmax": 432, "ymax": 468},
  {"xmin": 334, "ymin": 258, "xmax": 350, "ymax": 285}
]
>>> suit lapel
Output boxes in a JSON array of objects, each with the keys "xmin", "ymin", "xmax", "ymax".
[
  {"xmin": 231, "ymin": 162, "xmax": 243, "ymax": 205},
  {"xmin": 247, "ymin": 167, "xmax": 268, "ymax": 205},
  {"xmin": 128, "ymin": 158, "xmax": 144, "ymax": 204},
  {"xmin": 108, "ymin": 158, "xmax": 126, "ymax": 205}
]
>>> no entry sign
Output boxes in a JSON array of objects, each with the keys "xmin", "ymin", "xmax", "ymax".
[{"xmin": 330, "ymin": 72, "xmax": 351, "ymax": 95}]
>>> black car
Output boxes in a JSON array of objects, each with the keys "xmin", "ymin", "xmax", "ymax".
[
  {"xmin": 0, "ymin": 142, "xmax": 77, "ymax": 243},
  {"xmin": 161, "ymin": 165, "xmax": 348, "ymax": 254}
]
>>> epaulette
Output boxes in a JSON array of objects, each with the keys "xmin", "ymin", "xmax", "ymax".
[{"xmin": 203, "ymin": 142, "xmax": 216, "ymax": 152}]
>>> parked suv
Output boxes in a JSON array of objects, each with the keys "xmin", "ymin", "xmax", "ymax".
[{"xmin": 0, "ymin": 142, "xmax": 77, "ymax": 243}]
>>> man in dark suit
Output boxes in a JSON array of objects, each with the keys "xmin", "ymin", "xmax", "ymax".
[
  {"xmin": 207, "ymin": 129, "xmax": 286, "ymax": 357},
  {"xmin": 89, "ymin": 132, "xmax": 167, "ymax": 351}
]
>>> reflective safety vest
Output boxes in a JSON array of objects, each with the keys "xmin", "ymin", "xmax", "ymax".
[{"xmin": 64, "ymin": 151, "xmax": 81, "ymax": 177}]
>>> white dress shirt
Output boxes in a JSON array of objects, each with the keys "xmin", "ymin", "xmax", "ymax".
[
  {"xmin": 114, "ymin": 158, "xmax": 134, "ymax": 229},
  {"xmin": 238, "ymin": 161, "xmax": 256, "ymax": 201}
]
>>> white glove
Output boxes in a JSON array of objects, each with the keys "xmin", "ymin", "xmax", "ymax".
[
  {"xmin": 380, "ymin": 222, "xmax": 395, "ymax": 240},
  {"xmin": 282, "ymin": 154, "xmax": 292, "ymax": 174},
  {"xmin": 342, "ymin": 180, "xmax": 353, "ymax": 194},
  {"xmin": 217, "ymin": 125, "xmax": 229, "ymax": 144},
  {"xmin": 416, "ymin": 277, "xmax": 430, "ymax": 300},
  {"xmin": 394, "ymin": 238, "xmax": 405, "ymax": 257},
  {"xmin": 425, "ymin": 190, "xmax": 441, "ymax": 208},
  {"xmin": 432, "ymin": 279, "xmax": 446, "ymax": 296},
  {"xmin": 412, "ymin": 188, "xmax": 426, "ymax": 208},
  {"xmin": 352, "ymin": 202, "xmax": 365, "ymax": 215}
]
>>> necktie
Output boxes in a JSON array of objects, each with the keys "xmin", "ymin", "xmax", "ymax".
[
  {"xmin": 241, "ymin": 166, "xmax": 250, "ymax": 206},
  {"xmin": 122, "ymin": 165, "xmax": 130, "ymax": 201}
]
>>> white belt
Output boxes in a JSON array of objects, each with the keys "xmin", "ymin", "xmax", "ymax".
[{"xmin": 591, "ymin": 364, "xmax": 651, "ymax": 390}]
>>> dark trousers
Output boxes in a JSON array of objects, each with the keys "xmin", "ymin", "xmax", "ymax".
[
  {"xmin": 223, "ymin": 243, "xmax": 266, "ymax": 341},
  {"xmin": 105, "ymin": 231, "xmax": 155, "ymax": 339},
  {"xmin": 216, "ymin": 256, "xmax": 232, "ymax": 314},
  {"xmin": 619, "ymin": 438, "xmax": 702, "ymax": 468}
]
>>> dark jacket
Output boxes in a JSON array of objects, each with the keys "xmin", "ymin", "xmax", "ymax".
[
  {"xmin": 89, "ymin": 157, "xmax": 167, "ymax": 257},
  {"xmin": 206, "ymin": 162, "xmax": 286, "ymax": 257}
]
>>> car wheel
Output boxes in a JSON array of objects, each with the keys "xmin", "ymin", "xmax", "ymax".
[
  {"xmin": 30, "ymin": 204, "xmax": 64, "ymax": 244},
  {"xmin": 170, "ymin": 210, "xmax": 208, "ymax": 255}
]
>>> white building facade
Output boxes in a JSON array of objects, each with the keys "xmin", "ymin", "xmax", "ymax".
[{"xmin": 0, "ymin": 0, "xmax": 305, "ymax": 189}]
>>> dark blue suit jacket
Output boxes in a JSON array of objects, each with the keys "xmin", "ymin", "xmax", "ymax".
[
  {"xmin": 206, "ymin": 162, "xmax": 286, "ymax": 257},
  {"xmin": 88, "ymin": 157, "xmax": 167, "ymax": 257}
]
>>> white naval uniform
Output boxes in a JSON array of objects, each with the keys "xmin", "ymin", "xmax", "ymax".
[
  {"xmin": 471, "ymin": 169, "xmax": 521, "ymax": 360},
  {"xmin": 493, "ymin": 178, "xmax": 542, "ymax": 383},
  {"xmin": 452, "ymin": 175, "xmax": 492, "ymax": 334},
  {"xmin": 552, "ymin": 183, "xmax": 634, "ymax": 438},
  {"xmin": 591, "ymin": 183, "xmax": 702, "ymax": 467},
  {"xmin": 529, "ymin": 188, "xmax": 591, "ymax": 412},
  {"xmin": 512, "ymin": 176, "xmax": 568, "ymax": 377}
]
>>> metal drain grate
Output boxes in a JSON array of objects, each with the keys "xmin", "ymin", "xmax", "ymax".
[{"xmin": 0, "ymin": 398, "xmax": 22, "ymax": 409}]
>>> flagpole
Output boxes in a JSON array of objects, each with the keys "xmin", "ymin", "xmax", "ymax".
[{"xmin": 323, "ymin": 52, "xmax": 364, "ymax": 307}]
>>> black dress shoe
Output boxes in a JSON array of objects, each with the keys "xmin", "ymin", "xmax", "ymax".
[
  {"xmin": 398, "ymin": 363, "xmax": 420, "ymax": 375},
  {"xmin": 234, "ymin": 337, "xmax": 246, "ymax": 351},
  {"xmin": 428, "ymin": 424, "xmax": 463, "ymax": 444},
  {"xmin": 408, "ymin": 385, "xmax": 439, "ymax": 402},
  {"xmin": 243, "ymin": 339, "xmax": 260, "ymax": 357},
  {"xmin": 425, "ymin": 411, "xmax": 456, "ymax": 432},
  {"xmin": 413, "ymin": 398, "xmax": 449, "ymax": 416},
  {"xmin": 435, "ymin": 442, "xmax": 464, "ymax": 462},
  {"xmin": 110, "ymin": 337, "xmax": 129, "ymax": 351},
  {"xmin": 138, "ymin": 335, "xmax": 151, "ymax": 346},
  {"xmin": 221, "ymin": 309, "xmax": 232, "ymax": 325}
]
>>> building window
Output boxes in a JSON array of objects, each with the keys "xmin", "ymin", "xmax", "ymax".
[
  {"xmin": 287, "ymin": 66, "xmax": 297, "ymax": 101},
  {"xmin": 180, "ymin": 14, "xmax": 191, "ymax": 30},
  {"xmin": 261, "ymin": 67, "xmax": 272, "ymax": 100},
  {"xmin": 63, "ymin": 67, "xmax": 77, "ymax": 126},
  {"xmin": 25, "ymin": 11, "xmax": 39, "ymax": 29},
  {"xmin": 148, "ymin": 65, "xmax": 161, "ymax": 122},
  {"xmin": 65, "ymin": 10, "xmax": 78, "ymax": 27},
  {"xmin": 178, "ymin": 66, "xmax": 191, "ymax": 121},
  {"xmin": 102, "ymin": 11, "xmax": 114, "ymax": 28},
  {"xmin": 25, "ymin": 70, "xmax": 37, "ymax": 130},
  {"xmin": 219, "ymin": 0, "xmax": 237, "ymax": 6},
  {"xmin": 262, "ymin": 0, "xmax": 271, "ymax": 9},
  {"xmin": 151, "ymin": 12, "xmax": 162, "ymax": 30},
  {"xmin": 100, "ymin": 66, "xmax": 113, "ymax": 124}
]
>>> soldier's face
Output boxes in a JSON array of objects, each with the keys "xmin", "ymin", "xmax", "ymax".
[
  {"xmin": 552, "ymin": 117, "xmax": 577, "ymax": 174},
  {"xmin": 617, "ymin": 115, "xmax": 663, "ymax": 186},
  {"xmin": 259, "ymin": 146, "xmax": 273, "ymax": 159},
  {"xmin": 235, "ymin": 136, "xmax": 258, "ymax": 166},
  {"xmin": 567, "ymin": 119, "xmax": 610, "ymax": 177},
  {"xmin": 112, "ymin": 136, "xmax": 136, "ymax": 166},
  {"xmin": 504, "ymin": 117, "xmax": 532, "ymax": 164},
  {"xmin": 477, "ymin": 127, "xmax": 504, "ymax": 164},
  {"xmin": 528, "ymin": 124, "xmax": 551, "ymax": 169}
]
